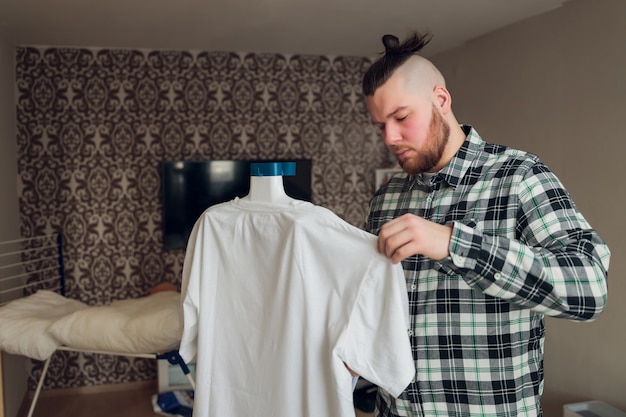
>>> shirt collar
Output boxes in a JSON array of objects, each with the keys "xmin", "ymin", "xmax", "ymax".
[{"xmin": 408, "ymin": 124, "xmax": 482, "ymax": 191}]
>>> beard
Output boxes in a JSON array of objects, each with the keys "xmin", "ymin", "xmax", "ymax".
[{"xmin": 392, "ymin": 106, "xmax": 450, "ymax": 175}]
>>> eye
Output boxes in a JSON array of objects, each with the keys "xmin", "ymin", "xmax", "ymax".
[
  {"xmin": 374, "ymin": 123, "xmax": 385, "ymax": 132},
  {"xmin": 396, "ymin": 114, "xmax": 408, "ymax": 122}
]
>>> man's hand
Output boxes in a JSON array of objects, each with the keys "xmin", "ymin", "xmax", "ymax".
[{"xmin": 377, "ymin": 213, "xmax": 452, "ymax": 263}]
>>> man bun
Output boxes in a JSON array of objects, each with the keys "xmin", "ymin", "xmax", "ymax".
[{"xmin": 362, "ymin": 31, "xmax": 433, "ymax": 96}]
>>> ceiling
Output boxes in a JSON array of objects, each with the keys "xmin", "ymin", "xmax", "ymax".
[{"xmin": 0, "ymin": 0, "xmax": 570, "ymax": 58}]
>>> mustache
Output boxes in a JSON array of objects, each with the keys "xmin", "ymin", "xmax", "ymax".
[{"xmin": 389, "ymin": 145, "xmax": 414, "ymax": 154}]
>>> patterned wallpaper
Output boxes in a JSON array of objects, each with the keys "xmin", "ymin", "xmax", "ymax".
[{"xmin": 15, "ymin": 47, "xmax": 390, "ymax": 389}]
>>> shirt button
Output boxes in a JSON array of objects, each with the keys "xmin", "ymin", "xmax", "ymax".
[
  {"xmin": 426, "ymin": 197, "xmax": 433, "ymax": 203},
  {"xmin": 411, "ymin": 284, "xmax": 417, "ymax": 291},
  {"xmin": 408, "ymin": 330, "xmax": 413, "ymax": 336},
  {"xmin": 494, "ymin": 272, "xmax": 502, "ymax": 280}
]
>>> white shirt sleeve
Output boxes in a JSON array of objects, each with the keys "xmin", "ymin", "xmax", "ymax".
[{"xmin": 337, "ymin": 259, "xmax": 414, "ymax": 397}]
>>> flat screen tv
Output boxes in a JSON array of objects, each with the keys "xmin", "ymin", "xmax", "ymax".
[{"xmin": 161, "ymin": 159, "xmax": 313, "ymax": 249}]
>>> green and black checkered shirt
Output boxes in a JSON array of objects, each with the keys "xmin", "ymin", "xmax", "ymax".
[{"xmin": 366, "ymin": 126, "xmax": 609, "ymax": 417}]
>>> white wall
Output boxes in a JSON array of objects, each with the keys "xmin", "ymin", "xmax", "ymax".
[
  {"xmin": 433, "ymin": 0, "xmax": 626, "ymax": 416},
  {"xmin": 0, "ymin": 33, "xmax": 27, "ymax": 417}
]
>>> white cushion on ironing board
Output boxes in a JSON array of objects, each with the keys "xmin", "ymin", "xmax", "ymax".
[
  {"xmin": 49, "ymin": 291, "xmax": 182, "ymax": 354},
  {"xmin": 0, "ymin": 290, "xmax": 88, "ymax": 360}
]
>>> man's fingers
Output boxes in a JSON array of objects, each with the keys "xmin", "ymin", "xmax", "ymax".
[{"xmin": 378, "ymin": 217, "xmax": 414, "ymax": 261}]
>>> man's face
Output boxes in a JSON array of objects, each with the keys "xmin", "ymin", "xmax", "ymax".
[{"xmin": 366, "ymin": 74, "xmax": 450, "ymax": 174}]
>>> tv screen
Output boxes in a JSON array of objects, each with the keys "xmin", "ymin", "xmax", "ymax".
[{"xmin": 161, "ymin": 159, "xmax": 312, "ymax": 249}]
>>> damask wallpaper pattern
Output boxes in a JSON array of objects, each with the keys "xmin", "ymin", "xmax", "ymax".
[{"xmin": 15, "ymin": 47, "xmax": 389, "ymax": 389}]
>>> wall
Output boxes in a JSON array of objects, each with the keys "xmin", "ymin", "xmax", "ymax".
[
  {"xmin": 14, "ymin": 47, "xmax": 385, "ymax": 389},
  {"xmin": 0, "ymin": 28, "xmax": 20, "ymax": 247},
  {"xmin": 0, "ymin": 34, "xmax": 27, "ymax": 417},
  {"xmin": 432, "ymin": 0, "xmax": 626, "ymax": 415}
]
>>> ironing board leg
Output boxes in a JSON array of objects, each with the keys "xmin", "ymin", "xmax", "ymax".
[
  {"xmin": 26, "ymin": 356, "xmax": 52, "ymax": 417},
  {"xmin": 185, "ymin": 372, "xmax": 196, "ymax": 391},
  {"xmin": 156, "ymin": 350, "xmax": 196, "ymax": 391}
]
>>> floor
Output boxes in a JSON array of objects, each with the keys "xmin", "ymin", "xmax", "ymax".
[
  {"xmin": 19, "ymin": 381, "xmax": 161, "ymax": 417},
  {"xmin": 19, "ymin": 381, "xmax": 374, "ymax": 417}
]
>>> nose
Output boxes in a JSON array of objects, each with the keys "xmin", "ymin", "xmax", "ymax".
[{"xmin": 383, "ymin": 123, "xmax": 401, "ymax": 147}]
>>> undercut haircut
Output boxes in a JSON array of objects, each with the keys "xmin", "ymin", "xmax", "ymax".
[{"xmin": 362, "ymin": 31, "xmax": 433, "ymax": 97}]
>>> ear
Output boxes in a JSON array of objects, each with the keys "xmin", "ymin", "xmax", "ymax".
[{"xmin": 433, "ymin": 86, "xmax": 452, "ymax": 114}]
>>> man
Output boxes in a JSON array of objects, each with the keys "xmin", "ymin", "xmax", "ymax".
[{"xmin": 363, "ymin": 32, "xmax": 610, "ymax": 417}]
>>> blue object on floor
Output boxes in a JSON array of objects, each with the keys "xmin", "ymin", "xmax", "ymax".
[{"xmin": 156, "ymin": 390, "xmax": 194, "ymax": 417}]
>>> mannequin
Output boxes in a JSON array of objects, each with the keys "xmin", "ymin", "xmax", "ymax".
[
  {"xmin": 243, "ymin": 162, "xmax": 296, "ymax": 204},
  {"xmin": 243, "ymin": 161, "xmax": 358, "ymax": 389},
  {"xmin": 180, "ymin": 161, "xmax": 412, "ymax": 417}
]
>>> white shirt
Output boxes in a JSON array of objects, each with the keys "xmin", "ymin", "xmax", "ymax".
[{"xmin": 180, "ymin": 198, "xmax": 414, "ymax": 417}]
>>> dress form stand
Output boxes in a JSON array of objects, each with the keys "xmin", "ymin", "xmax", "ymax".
[{"xmin": 244, "ymin": 162, "xmax": 296, "ymax": 204}]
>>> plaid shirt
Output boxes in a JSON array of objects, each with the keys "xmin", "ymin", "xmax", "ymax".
[{"xmin": 366, "ymin": 126, "xmax": 610, "ymax": 417}]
